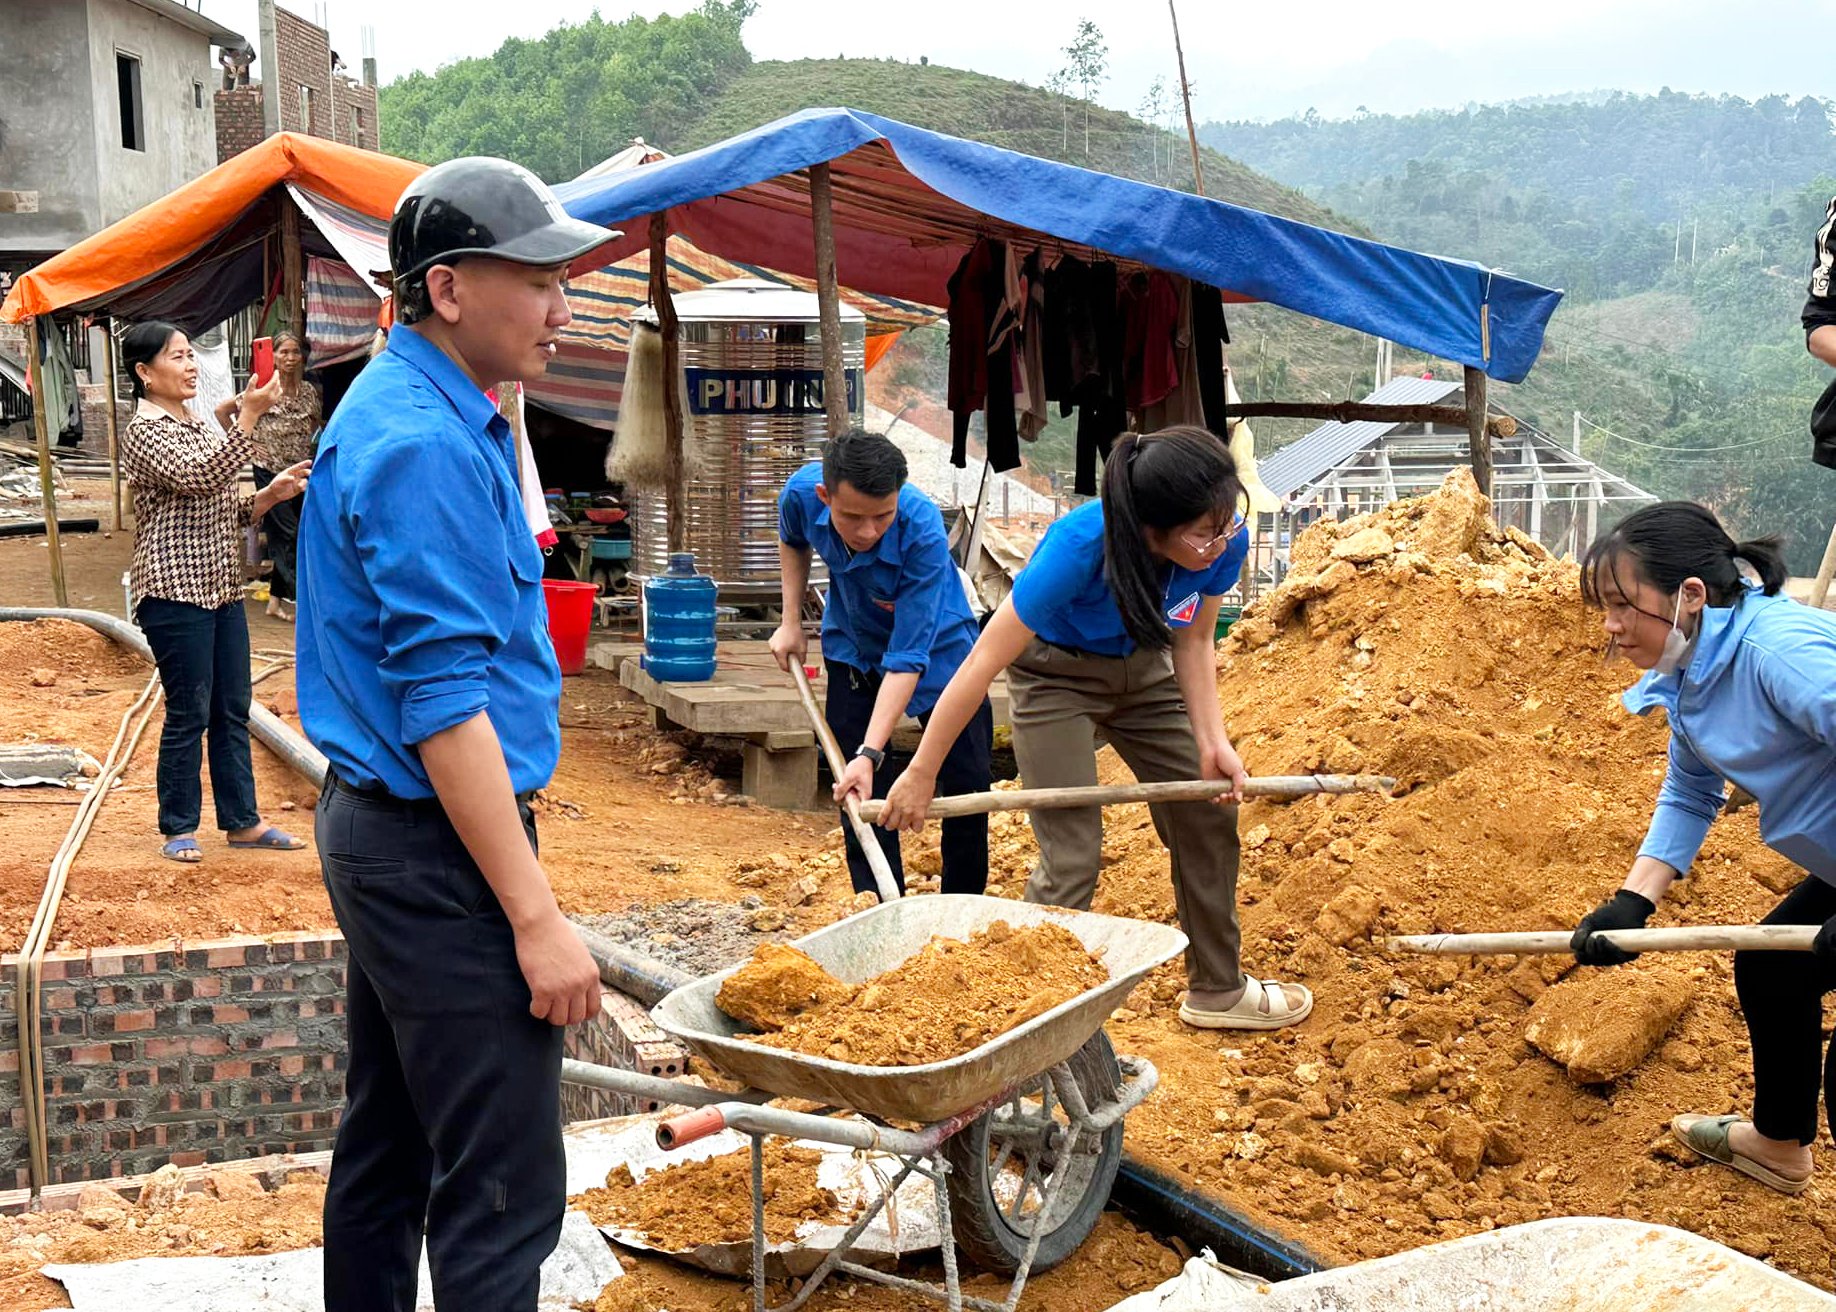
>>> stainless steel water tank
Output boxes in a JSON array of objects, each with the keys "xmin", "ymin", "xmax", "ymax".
[{"xmin": 630, "ymin": 279, "xmax": 866, "ymax": 595}]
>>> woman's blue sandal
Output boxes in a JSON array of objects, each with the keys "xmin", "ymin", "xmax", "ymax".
[
  {"xmin": 160, "ymin": 837, "xmax": 202, "ymax": 863},
  {"xmin": 227, "ymin": 826, "xmax": 306, "ymax": 851}
]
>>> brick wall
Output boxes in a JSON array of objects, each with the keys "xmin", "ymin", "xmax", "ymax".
[
  {"xmin": 273, "ymin": 7, "xmax": 333, "ymax": 138},
  {"xmin": 0, "ymin": 933, "xmax": 684, "ymax": 1188},
  {"xmin": 330, "ymin": 77, "xmax": 380, "ymax": 151},
  {"xmin": 215, "ymin": 84, "xmax": 266, "ymax": 164},
  {"xmin": 0, "ymin": 934, "xmax": 349, "ymax": 1190}
]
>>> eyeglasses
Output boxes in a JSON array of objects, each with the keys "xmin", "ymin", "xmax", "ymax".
[{"xmin": 1182, "ymin": 512, "xmax": 1247, "ymax": 557}]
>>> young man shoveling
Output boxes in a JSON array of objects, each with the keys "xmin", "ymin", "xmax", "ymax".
[{"xmin": 770, "ymin": 431, "xmax": 993, "ymax": 897}]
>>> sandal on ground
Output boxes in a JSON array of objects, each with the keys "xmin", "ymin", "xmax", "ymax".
[
  {"xmin": 227, "ymin": 826, "xmax": 306, "ymax": 851},
  {"xmin": 1179, "ymin": 975, "xmax": 1314, "ymax": 1031},
  {"xmin": 160, "ymin": 837, "xmax": 202, "ymax": 863},
  {"xmin": 1670, "ymin": 1113, "xmax": 1811, "ymax": 1196}
]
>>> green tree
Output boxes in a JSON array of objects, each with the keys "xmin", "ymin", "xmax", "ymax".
[{"xmin": 1062, "ymin": 19, "xmax": 1108, "ymax": 160}]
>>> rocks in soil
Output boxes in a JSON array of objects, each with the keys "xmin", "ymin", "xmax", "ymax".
[
  {"xmin": 77, "ymin": 1184, "xmax": 130, "ymax": 1226},
  {"xmin": 1331, "ymin": 527, "xmax": 1396, "ymax": 564},
  {"xmin": 1314, "ymin": 885, "xmax": 1380, "ymax": 946},
  {"xmin": 578, "ymin": 898, "xmax": 793, "ymax": 978},
  {"xmin": 785, "ymin": 875, "xmax": 822, "ymax": 907},
  {"xmin": 208, "ymin": 1170, "xmax": 268, "ymax": 1202},
  {"xmin": 715, "ymin": 943, "xmax": 853, "ymax": 1031},
  {"xmin": 1439, "ymin": 1115, "xmax": 1488, "ymax": 1181},
  {"xmin": 28, "ymin": 668, "xmax": 56, "ymax": 688},
  {"xmin": 1525, "ymin": 964, "xmax": 1695, "ymax": 1084},
  {"xmin": 137, "ymin": 1163, "xmax": 184, "ymax": 1211}
]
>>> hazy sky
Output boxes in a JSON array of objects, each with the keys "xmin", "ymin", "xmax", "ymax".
[{"xmin": 210, "ymin": 0, "xmax": 1833, "ymax": 124}]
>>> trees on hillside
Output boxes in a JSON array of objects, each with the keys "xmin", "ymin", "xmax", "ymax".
[
  {"xmin": 1061, "ymin": 20, "xmax": 1108, "ymax": 160},
  {"xmin": 379, "ymin": 0, "xmax": 756, "ymax": 182}
]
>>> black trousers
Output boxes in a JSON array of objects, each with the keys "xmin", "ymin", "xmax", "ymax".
[
  {"xmin": 1736, "ymin": 874, "xmax": 1836, "ymax": 1146},
  {"xmin": 317, "ymin": 780, "xmax": 565, "ymax": 1312},
  {"xmin": 824, "ymin": 659, "xmax": 993, "ymax": 898},
  {"xmin": 254, "ymin": 466, "xmax": 302, "ymax": 602},
  {"xmin": 136, "ymin": 596, "xmax": 260, "ymax": 836}
]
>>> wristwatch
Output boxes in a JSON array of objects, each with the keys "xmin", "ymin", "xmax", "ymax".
[{"xmin": 853, "ymin": 744, "xmax": 886, "ymax": 771}]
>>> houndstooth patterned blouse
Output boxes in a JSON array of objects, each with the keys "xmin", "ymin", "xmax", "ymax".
[{"xmin": 122, "ymin": 401, "xmax": 256, "ymax": 611}]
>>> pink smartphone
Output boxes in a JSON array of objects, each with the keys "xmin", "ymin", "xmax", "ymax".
[{"xmin": 250, "ymin": 337, "xmax": 274, "ymax": 387}]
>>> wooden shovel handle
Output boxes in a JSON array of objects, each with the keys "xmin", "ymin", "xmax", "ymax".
[{"xmin": 855, "ymin": 774, "xmax": 1394, "ymax": 823}]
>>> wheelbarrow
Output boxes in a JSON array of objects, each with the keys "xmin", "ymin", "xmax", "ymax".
[{"xmin": 563, "ymin": 894, "xmax": 1187, "ymax": 1312}]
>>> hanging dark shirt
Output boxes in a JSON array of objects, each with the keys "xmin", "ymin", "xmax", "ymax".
[{"xmin": 1191, "ymin": 284, "xmax": 1232, "ymax": 436}]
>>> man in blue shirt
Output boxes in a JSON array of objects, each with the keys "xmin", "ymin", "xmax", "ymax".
[
  {"xmin": 770, "ymin": 430, "xmax": 992, "ymax": 897},
  {"xmin": 295, "ymin": 157, "xmax": 620, "ymax": 1312}
]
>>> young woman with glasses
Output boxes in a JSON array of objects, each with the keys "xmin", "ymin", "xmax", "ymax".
[{"xmin": 880, "ymin": 425, "xmax": 1312, "ymax": 1031}]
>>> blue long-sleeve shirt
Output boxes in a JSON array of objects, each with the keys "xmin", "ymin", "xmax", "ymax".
[
  {"xmin": 295, "ymin": 325, "xmax": 561, "ymax": 798},
  {"xmin": 1624, "ymin": 586, "xmax": 1836, "ymax": 885},
  {"xmin": 778, "ymin": 463, "xmax": 977, "ymax": 718}
]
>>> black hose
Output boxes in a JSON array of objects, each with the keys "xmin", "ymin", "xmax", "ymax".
[
  {"xmin": 0, "ymin": 519, "xmax": 99, "ymax": 539},
  {"xmin": 1111, "ymin": 1154, "xmax": 1327, "ymax": 1281}
]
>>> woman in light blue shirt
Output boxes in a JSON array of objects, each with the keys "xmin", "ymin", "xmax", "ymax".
[
  {"xmin": 1571, "ymin": 501, "xmax": 1836, "ymax": 1195},
  {"xmin": 881, "ymin": 426, "xmax": 1311, "ymax": 1032}
]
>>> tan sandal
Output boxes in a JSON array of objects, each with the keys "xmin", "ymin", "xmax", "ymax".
[
  {"xmin": 1179, "ymin": 975, "xmax": 1313, "ymax": 1031},
  {"xmin": 1670, "ymin": 1114, "xmax": 1811, "ymax": 1196}
]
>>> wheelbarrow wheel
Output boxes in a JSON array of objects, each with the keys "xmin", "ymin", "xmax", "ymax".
[{"xmin": 942, "ymin": 1030, "xmax": 1124, "ymax": 1274}]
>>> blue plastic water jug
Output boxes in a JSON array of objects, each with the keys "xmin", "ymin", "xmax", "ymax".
[{"xmin": 642, "ymin": 552, "xmax": 717, "ymax": 682}]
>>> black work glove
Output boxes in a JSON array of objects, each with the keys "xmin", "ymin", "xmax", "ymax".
[
  {"xmin": 1571, "ymin": 890, "xmax": 1656, "ymax": 966},
  {"xmin": 1813, "ymin": 915, "xmax": 1836, "ymax": 966}
]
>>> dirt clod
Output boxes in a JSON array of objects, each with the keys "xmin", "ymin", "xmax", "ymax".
[
  {"xmin": 1525, "ymin": 964, "xmax": 1695, "ymax": 1084},
  {"xmin": 716, "ymin": 943, "xmax": 854, "ymax": 1031}
]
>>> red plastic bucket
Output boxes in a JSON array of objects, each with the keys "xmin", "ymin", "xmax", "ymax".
[{"xmin": 541, "ymin": 579, "xmax": 598, "ymax": 676}]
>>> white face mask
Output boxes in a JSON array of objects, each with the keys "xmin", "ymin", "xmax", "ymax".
[{"xmin": 1651, "ymin": 589, "xmax": 1690, "ymax": 676}]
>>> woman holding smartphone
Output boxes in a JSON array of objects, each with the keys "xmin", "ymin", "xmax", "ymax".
[
  {"xmin": 217, "ymin": 331, "xmax": 320, "ymax": 620},
  {"xmin": 123, "ymin": 320, "xmax": 310, "ymax": 862},
  {"xmin": 880, "ymin": 426, "xmax": 1311, "ymax": 1031}
]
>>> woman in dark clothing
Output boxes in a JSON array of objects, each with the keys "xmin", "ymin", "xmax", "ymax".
[{"xmin": 216, "ymin": 330, "xmax": 321, "ymax": 620}]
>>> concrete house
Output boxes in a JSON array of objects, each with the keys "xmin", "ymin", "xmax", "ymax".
[{"xmin": 0, "ymin": 0, "xmax": 244, "ymax": 276}]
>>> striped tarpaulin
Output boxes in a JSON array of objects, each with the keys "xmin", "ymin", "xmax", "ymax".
[
  {"xmin": 522, "ymin": 338, "xmax": 627, "ymax": 432},
  {"xmin": 305, "ymin": 256, "xmax": 380, "ymax": 368},
  {"xmin": 560, "ymin": 239, "xmax": 939, "ymax": 351}
]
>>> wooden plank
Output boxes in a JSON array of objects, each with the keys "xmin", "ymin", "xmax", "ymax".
[
  {"xmin": 102, "ymin": 319, "xmax": 122, "ymax": 532},
  {"xmin": 1230, "ymin": 399, "xmax": 1515, "ymax": 438},
  {"xmin": 648, "ymin": 212, "xmax": 687, "ymax": 553},
  {"xmin": 1464, "ymin": 366, "xmax": 1492, "ymax": 498},
  {"xmin": 809, "ymin": 161, "xmax": 850, "ymax": 439},
  {"xmin": 25, "ymin": 317, "xmax": 67, "ymax": 607}
]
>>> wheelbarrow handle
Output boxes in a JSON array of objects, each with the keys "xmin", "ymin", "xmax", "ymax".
[{"xmin": 855, "ymin": 774, "xmax": 1395, "ymax": 823}]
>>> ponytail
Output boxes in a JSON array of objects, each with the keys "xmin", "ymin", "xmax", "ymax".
[
  {"xmin": 1581, "ymin": 500, "xmax": 1787, "ymax": 609},
  {"xmin": 1101, "ymin": 426, "xmax": 1242, "ymax": 651}
]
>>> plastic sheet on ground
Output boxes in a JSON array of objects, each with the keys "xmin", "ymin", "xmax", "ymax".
[
  {"xmin": 564, "ymin": 1113, "xmax": 942, "ymax": 1278},
  {"xmin": 0, "ymin": 745, "xmax": 99, "ymax": 788},
  {"xmin": 1102, "ymin": 1219, "xmax": 1836, "ymax": 1312},
  {"xmin": 40, "ymin": 1207, "xmax": 620, "ymax": 1311}
]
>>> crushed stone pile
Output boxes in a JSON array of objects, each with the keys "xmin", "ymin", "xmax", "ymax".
[
  {"xmin": 983, "ymin": 470, "xmax": 1832, "ymax": 1287},
  {"xmin": 719, "ymin": 921, "xmax": 1109, "ymax": 1066}
]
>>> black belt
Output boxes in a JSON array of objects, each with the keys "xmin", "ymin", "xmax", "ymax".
[{"xmin": 329, "ymin": 773, "xmax": 535, "ymax": 811}]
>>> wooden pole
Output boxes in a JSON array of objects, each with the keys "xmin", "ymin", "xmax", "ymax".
[
  {"xmin": 25, "ymin": 317, "xmax": 68, "ymax": 607},
  {"xmin": 856, "ymin": 773, "xmax": 1396, "ymax": 823},
  {"xmin": 1463, "ymin": 365, "xmax": 1492, "ymax": 498},
  {"xmin": 789, "ymin": 663, "xmax": 901, "ymax": 903},
  {"xmin": 1229, "ymin": 399, "xmax": 1515, "ymax": 436},
  {"xmin": 1387, "ymin": 925, "xmax": 1817, "ymax": 957},
  {"xmin": 809, "ymin": 162, "xmax": 850, "ymax": 439},
  {"xmin": 1808, "ymin": 520, "xmax": 1836, "ymax": 610},
  {"xmin": 279, "ymin": 198, "xmax": 303, "ymax": 334},
  {"xmin": 1168, "ymin": 0, "xmax": 1205, "ymax": 196},
  {"xmin": 647, "ymin": 211, "xmax": 687, "ymax": 553},
  {"xmin": 102, "ymin": 318, "xmax": 122, "ymax": 533}
]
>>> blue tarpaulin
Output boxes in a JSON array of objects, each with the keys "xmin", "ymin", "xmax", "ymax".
[{"xmin": 555, "ymin": 108, "xmax": 1563, "ymax": 383}]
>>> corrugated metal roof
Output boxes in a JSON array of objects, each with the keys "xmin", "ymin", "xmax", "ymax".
[{"xmin": 1256, "ymin": 376, "xmax": 1464, "ymax": 499}]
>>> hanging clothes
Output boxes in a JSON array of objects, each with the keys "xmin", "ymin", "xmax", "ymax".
[
  {"xmin": 945, "ymin": 237, "xmax": 1019, "ymax": 472},
  {"xmin": 1138, "ymin": 274, "xmax": 1207, "ymax": 433},
  {"xmin": 1191, "ymin": 283, "xmax": 1233, "ymax": 436},
  {"xmin": 1016, "ymin": 250, "xmax": 1049, "ymax": 443},
  {"xmin": 1121, "ymin": 270, "xmax": 1180, "ymax": 412},
  {"xmin": 1069, "ymin": 261, "xmax": 1127, "ymax": 496}
]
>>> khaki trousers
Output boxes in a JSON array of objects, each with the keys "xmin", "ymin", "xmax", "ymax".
[{"xmin": 1008, "ymin": 638, "xmax": 1243, "ymax": 993}]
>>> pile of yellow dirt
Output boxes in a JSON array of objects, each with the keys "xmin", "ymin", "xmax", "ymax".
[{"xmin": 984, "ymin": 471, "xmax": 1831, "ymax": 1285}]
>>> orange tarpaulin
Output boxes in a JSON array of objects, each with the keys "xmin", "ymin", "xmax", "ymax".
[{"xmin": 0, "ymin": 134, "xmax": 423, "ymax": 324}]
